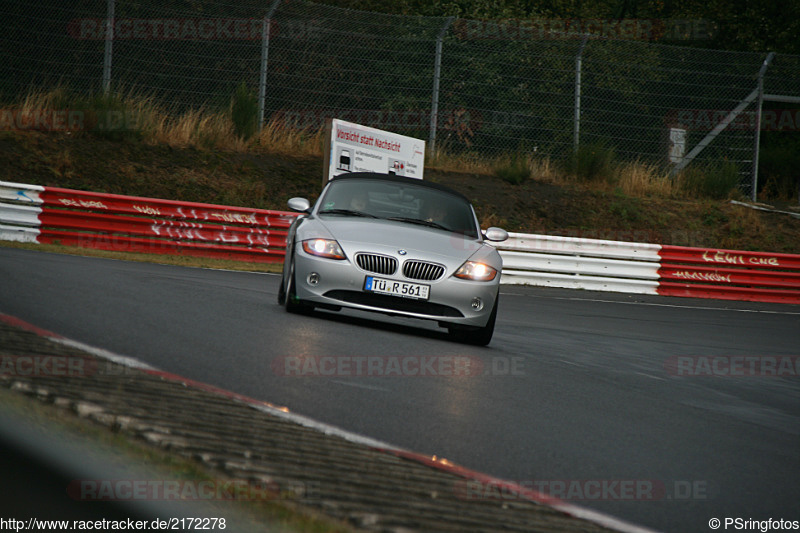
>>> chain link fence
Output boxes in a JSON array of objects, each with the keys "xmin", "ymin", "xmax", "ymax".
[{"xmin": 3, "ymin": 0, "xmax": 799, "ymax": 197}]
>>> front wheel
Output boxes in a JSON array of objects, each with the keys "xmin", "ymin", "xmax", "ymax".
[
  {"xmin": 449, "ymin": 293, "xmax": 498, "ymax": 346},
  {"xmin": 277, "ymin": 278, "xmax": 287, "ymax": 305},
  {"xmin": 283, "ymin": 260, "xmax": 312, "ymax": 314}
]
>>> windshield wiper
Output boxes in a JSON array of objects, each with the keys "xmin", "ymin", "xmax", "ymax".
[
  {"xmin": 318, "ymin": 208, "xmax": 378, "ymax": 218},
  {"xmin": 386, "ymin": 216, "xmax": 448, "ymax": 232}
]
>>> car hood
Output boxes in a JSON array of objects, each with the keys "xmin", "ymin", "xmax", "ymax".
[{"xmin": 306, "ymin": 216, "xmax": 488, "ymax": 266}]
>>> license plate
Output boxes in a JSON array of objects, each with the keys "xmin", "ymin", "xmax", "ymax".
[{"xmin": 364, "ymin": 276, "xmax": 430, "ymax": 300}]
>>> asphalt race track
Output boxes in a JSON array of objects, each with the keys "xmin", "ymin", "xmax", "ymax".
[{"xmin": 1, "ymin": 247, "xmax": 798, "ymax": 533}]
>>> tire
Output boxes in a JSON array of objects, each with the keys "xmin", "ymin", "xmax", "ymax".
[
  {"xmin": 283, "ymin": 260, "xmax": 312, "ymax": 314},
  {"xmin": 449, "ymin": 293, "xmax": 498, "ymax": 346},
  {"xmin": 277, "ymin": 278, "xmax": 286, "ymax": 305}
]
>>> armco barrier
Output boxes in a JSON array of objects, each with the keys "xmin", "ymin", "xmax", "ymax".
[
  {"xmin": 656, "ymin": 245, "xmax": 800, "ymax": 304},
  {"xmin": 0, "ymin": 181, "xmax": 296, "ymax": 263},
  {"xmin": 494, "ymin": 233, "xmax": 662, "ymax": 296},
  {"xmin": 493, "ymin": 233, "xmax": 800, "ymax": 304},
  {"xmin": 2, "ymin": 181, "xmax": 799, "ymax": 304}
]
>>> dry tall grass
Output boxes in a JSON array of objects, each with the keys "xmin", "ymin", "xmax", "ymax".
[
  {"xmin": 150, "ymin": 108, "xmax": 250, "ymax": 151},
  {"xmin": 8, "ymin": 87, "xmax": 717, "ymax": 200},
  {"xmin": 426, "ymin": 147, "xmax": 496, "ymax": 174},
  {"xmin": 428, "ymin": 150, "xmax": 564, "ymax": 186},
  {"xmin": 255, "ymin": 120, "xmax": 325, "ymax": 156},
  {"xmin": 616, "ymin": 160, "xmax": 679, "ymax": 198}
]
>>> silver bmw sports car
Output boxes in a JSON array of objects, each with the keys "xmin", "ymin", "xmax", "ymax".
[{"xmin": 277, "ymin": 172, "xmax": 508, "ymax": 345}]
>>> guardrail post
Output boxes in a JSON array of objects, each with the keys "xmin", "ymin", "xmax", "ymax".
[
  {"xmin": 102, "ymin": 0, "xmax": 115, "ymax": 93},
  {"xmin": 428, "ymin": 17, "xmax": 454, "ymax": 155},
  {"xmin": 574, "ymin": 35, "xmax": 588, "ymax": 152},
  {"xmin": 750, "ymin": 52, "xmax": 775, "ymax": 202},
  {"xmin": 258, "ymin": 0, "xmax": 282, "ymax": 131}
]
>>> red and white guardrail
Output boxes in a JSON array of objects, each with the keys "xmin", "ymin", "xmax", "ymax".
[
  {"xmin": 0, "ymin": 180, "xmax": 296, "ymax": 263},
  {"xmin": 1, "ymin": 180, "xmax": 799, "ymax": 304},
  {"xmin": 495, "ymin": 233, "xmax": 800, "ymax": 305}
]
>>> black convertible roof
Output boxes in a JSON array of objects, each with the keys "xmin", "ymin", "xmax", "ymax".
[{"xmin": 328, "ymin": 172, "xmax": 470, "ymax": 203}]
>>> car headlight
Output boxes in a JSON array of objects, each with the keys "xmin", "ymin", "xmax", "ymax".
[
  {"xmin": 301, "ymin": 238, "xmax": 346, "ymax": 260},
  {"xmin": 454, "ymin": 261, "xmax": 498, "ymax": 281}
]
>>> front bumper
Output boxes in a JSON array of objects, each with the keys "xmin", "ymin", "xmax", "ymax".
[{"xmin": 292, "ymin": 251, "xmax": 499, "ymax": 328}]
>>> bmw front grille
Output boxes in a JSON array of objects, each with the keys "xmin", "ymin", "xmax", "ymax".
[
  {"xmin": 402, "ymin": 260, "xmax": 445, "ymax": 281},
  {"xmin": 355, "ymin": 253, "xmax": 398, "ymax": 275}
]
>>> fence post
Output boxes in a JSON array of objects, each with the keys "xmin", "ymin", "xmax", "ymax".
[
  {"xmin": 428, "ymin": 17, "xmax": 454, "ymax": 155},
  {"xmin": 258, "ymin": 0, "xmax": 282, "ymax": 131},
  {"xmin": 751, "ymin": 52, "xmax": 775, "ymax": 202},
  {"xmin": 574, "ymin": 35, "xmax": 588, "ymax": 152},
  {"xmin": 102, "ymin": 0, "xmax": 115, "ymax": 93}
]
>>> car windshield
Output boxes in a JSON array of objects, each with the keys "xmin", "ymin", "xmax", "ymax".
[{"xmin": 318, "ymin": 178, "xmax": 479, "ymax": 238}]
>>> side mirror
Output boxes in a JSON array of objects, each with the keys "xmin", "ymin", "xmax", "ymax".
[
  {"xmin": 288, "ymin": 197, "xmax": 311, "ymax": 213},
  {"xmin": 483, "ymin": 227, "xmax": 509, "ymax": 242}
]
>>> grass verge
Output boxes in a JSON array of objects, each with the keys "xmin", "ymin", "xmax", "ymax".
[
  {"xmin": 0, "ymin": 87, "xmax": 745, "ymax": 200},
  {"xmin": 0, "ymin": 241, "xmax": 282, "ymax": 274}
]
